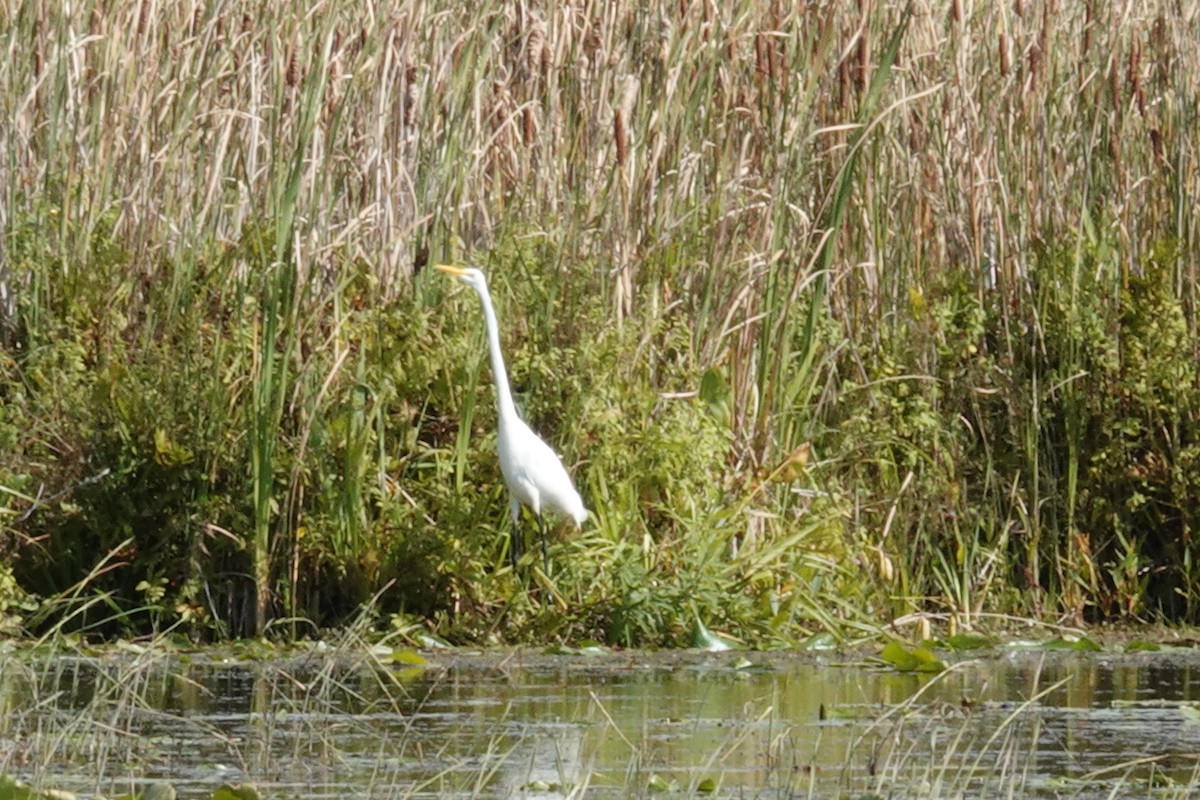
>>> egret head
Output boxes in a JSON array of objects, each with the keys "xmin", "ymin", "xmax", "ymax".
[{"xmin": 434, "ymin": 264, "xmax": 488, "ymax": 292}]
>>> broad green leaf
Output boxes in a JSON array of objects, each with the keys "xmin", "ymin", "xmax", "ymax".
[
  {"xmin": 211, "ymin": 785, "xmax": 261, "ymax": 800},
  {"xmin": 390, "ymin": 648, "xmax": 429, "ymax": 666},
  {"xmin": 801, "ymin": 632, "xmax": 838, "ymax": 651},
  {"xmin": 691, "ymin": 618, "xmax": 737, "ymax": 652},
  {"xmin": 1042, "ymin": 637, "xmax": 1102, "ymax": 652},
  {"xmin": 698, "ymin": 368, "xmax": 731, "ymax": 421},
  {"xmin": 647, "ymin": 774, "xmax": 677, "ymax": 793},
  {"xmin": 943, "ymin": 633, "xmax": 994, "ymax": 651},
  {"xmin": 880, "ymin": 641, "xmax": 945, "ymax": 673}
]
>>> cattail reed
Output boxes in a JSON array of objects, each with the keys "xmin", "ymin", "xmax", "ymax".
[
  {"xmin": 855, "ymin": 27, "xmax": 868, "ymax": 94},
  {"xmin": 523, "ymin": 106, "xmax": 536, "ymax": 147},
  {"xmin": 615, "ymin": 77, "xmax": 638, "ymax": 169},
  {"xmin": 287, "ymin": 44, "xmax": 300, "ymax": 88},
  {"xmin": 1110, "ymin": 56, "xmax": 1120, "ymax": 114},
  {"xmin": 1083, "ymin": 0, "xmax": 1091, "ymax": 56},
  {"xmin": 526, "ymin": 19, "xmax": 545, "ymax": 77},
  {"xmin": 999, "ymin": 31, "xmax": 1010, "ymax": 76},
  {"xmin": 614, "ymin": 108, "xmax": 627, "ymax": 167},
  {"xmin": 404, "ymin": 63, "xmax": 417, "ymax": 127},
  {"xmin": 1129, "ymin": 35, "xmax": 1145, "ymax": 116}
]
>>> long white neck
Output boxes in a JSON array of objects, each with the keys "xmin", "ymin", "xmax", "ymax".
[{"xmin": 472, "ymin": 281, "xmax": 519, "ymax": 425}]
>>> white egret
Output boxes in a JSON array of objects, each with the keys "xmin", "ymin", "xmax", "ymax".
[{"xmin": 435, "ymin": 264, "xmax": 587, "ymax": 571}]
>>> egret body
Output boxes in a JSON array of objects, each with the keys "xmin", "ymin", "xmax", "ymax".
[{"xmin": 435, "ymin": 265, "xmax": 587, "ymax": 570}]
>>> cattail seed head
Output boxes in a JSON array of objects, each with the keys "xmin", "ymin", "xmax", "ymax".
[
  {"xmin": 526, "ymin": 19, "xmax": 546, "ymax": 76},
  {"xmin": 614, "ymin": 109, "xmax": 627, "ymax": 167},
  {"xmin": 1110, "ymin": 58, "xmax": 1120, "ymax": 113},
  {"xmin": 523, "ymin": 106, "xmax": 536, "ymax": 146},
  {"xmin": 1084, "ymin": 0, "xmax": 1093, "ymax": 53},
  {"xmin": 286, "ymin": 46, "xmax": 299, "ymax": 88}
]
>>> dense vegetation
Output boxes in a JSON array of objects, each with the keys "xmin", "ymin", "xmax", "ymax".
[{"xmin": 1, "ymin": 0, "xmax": 1197, "ymax": 645}]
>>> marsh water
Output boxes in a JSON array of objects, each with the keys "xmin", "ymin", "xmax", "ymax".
[{"xmin": 3, "ymin": 644, "xmax": 1200, "ymax": 798}]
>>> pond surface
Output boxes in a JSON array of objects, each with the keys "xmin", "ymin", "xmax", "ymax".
[{"xmin": 2, "ymin": 643, "xmax": 1200, "ymax": 798}]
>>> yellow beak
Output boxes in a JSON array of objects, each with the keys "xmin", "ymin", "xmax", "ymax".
[{"xmin": 434, "ymin": 264, "xmax": 468, "ymax": 277}]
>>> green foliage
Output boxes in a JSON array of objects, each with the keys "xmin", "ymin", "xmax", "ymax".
[
  {"xmin": 824, "ymin": 231, "xmax": 1200, "ymax": 628},
  {"xmin": 3, "ymin": 0, "xmax": 1199, "ymax": 644}
]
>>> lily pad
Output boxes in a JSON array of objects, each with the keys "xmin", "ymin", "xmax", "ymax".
[
  {"xmin": 879, "ymin": 641, "xmax": 945, "ymax": 673},
  {"xmin": 0, "ymin": 776, "xmax": 78, "ymax": 800},
  {"xmin": 800, "ymin": 632, "xmax": 838, "ymax": 651},
  {"xmin": 942, "ymin": 633, "xmax": 995, "ymax": 651},
  {"xmin": 211, "ymin": 785, "xmax": 261, "ymax": 800},
  {"xmin": 647, "ymin": 774, "xmax": 678, "ymax": 792},
  {"xmin": 390, "ymin": 648, "xmax": 429, "ymax": 666},
  {"xmin": 415, "ymin": 632, "xmax": 452, "ymax": 649},
  {"xmin": 1041, "ymin": 636, "xmax": 1103, "ymax": 652}
]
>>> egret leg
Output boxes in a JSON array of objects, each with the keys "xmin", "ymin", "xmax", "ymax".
[
  {"xmin": 509, "ymin": 499, "xmax": 522, "ymax": 570},
  {"xmin": 510, "ymin": 527, "xmax": 521, "ymax": 570},
  {"xmin": 538, "ymin": 514, "xmax": 549, "ymax": 574}
]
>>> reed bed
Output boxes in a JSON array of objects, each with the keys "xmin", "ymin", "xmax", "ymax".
[{"xmin": 1, "ymin": 0, "xmax": 1198, "ymax": 642}]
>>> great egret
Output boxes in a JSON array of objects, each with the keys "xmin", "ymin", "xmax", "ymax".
[{"xmin": 435, "ymin": 264, "xmax": 587, "ymax": 571}]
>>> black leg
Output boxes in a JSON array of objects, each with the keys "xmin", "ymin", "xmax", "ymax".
[
  {"xmin": 510, "ymin": 524, "xmax": 521, "ymax": 570},
  {"xmin": 538, "ymin": 514, "xmax": 549, "ymax": 574}
]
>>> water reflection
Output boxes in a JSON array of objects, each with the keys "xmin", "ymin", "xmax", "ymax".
[{"xmin": 1, "ymin": 648, "xmax": 1199, "ymax": 798}]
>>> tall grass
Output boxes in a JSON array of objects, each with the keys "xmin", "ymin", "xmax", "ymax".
[{"xmin": 0, "ymin": 0, "xmax": 1198, "ymax": 641}]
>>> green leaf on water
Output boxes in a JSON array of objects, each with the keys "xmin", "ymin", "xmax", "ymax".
[
  {"xmin": 1041, "ymin": 636, "xmax": 1102, "ymax": 652},
  {"xmin": 696, "ymin": 777, "xmax": 717, "ymax": 793},
  {"xmin": 800, "ymin": 632, "xmax": 838, "ymax": 651},
  {"xmin": 0, "ymin": 774, "xmax": 71, "ymax": 800},
  {"xmin": 137, "ymin": 786, "xmax": 176, "ymax": 800},
  {"xmin": 647, "ymin": 774, "xmax": 677, "ymax": 793},
  {"xmin": 211, "ymin": 785, "xmax": 261, "ymax": 800},
  {"xmin": 390, "ymin": 648, "xmax": 429, "ymax": 666},
  {"xmin": 691, "ymin": 618, "xmax": 737, "ymax": 651},
  {"xmin": 942, "ymin": 633, "xmax": 995, "ymax": 651},
  {"xmin": 1123, "ymin": 640, "xmax": 1161, "ymax": 652},
  {"xmin": 880, "ymin": 641, "xmax": 946, "ymax": 673},
  {"xmin": 415, "ymin": 632, "xmax": 451, "ymax": 649},
  {"xmin": 0, "ymin": 774, "xmax": 34, "ymax": 800}
]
